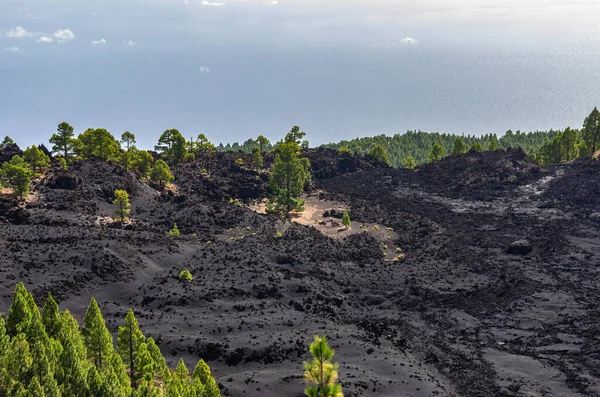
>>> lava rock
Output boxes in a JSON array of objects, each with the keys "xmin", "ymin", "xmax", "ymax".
[{"xmin": 506, "ymin": 240, "xmax": 533, "ymax": 255}]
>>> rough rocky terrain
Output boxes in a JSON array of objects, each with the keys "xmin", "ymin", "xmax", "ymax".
[{"xmin": 1, "ymin": 147, "xmax": 600, "ymax": 396}]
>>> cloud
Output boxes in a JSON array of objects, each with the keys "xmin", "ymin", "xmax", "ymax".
[
  {"xmin": 91, "ymin": 12, "xmax": 98, "ymax": 16},
  {"xmin": 123, "ymin": 40, "xmax": 136, "ymax": 46},
  {"xmin": 399, "ymin": 37, "xmax": 417, "ymax": 45},
  {"xmin": 91, "ymin": 39, "xmax": 107, "ymax": 45},
  {"xmin": 37, "ymin": 36, "xmax": 54, "ymax": 43},
  {"xmin": 199, "ymin": 66, "xmax": 211, "ymax": 73},
  {"xmin": 5, "ymin": 27, "xmax": 32, "ymax": 38},
  {"xmin": 271, "ymin": 0, "xmax": 278, "ymax": 4},
  {"xmin": 201, "ymin": 1, "xmax": 225, "ymax": 5},
  {"xmin": 5, "ymin": 46, "xmax": 22, "ymax": 52},
  {"xmin": 54, "ymin": 29, "xmax": 75, "ymax": 42}
]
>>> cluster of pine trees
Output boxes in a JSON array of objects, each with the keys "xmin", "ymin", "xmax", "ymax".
[
  {"xmin": 321, "ymin": 108, "xmax": 600, "ymax": 168},
  {"xmin": 0, "ymin": 283, "xmax": 221, "ymax": 397},
  {"xmin": 322, "ymin": 130, "xmax": 557, "ymax": 168}
]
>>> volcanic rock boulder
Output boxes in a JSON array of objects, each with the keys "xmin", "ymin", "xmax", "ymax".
[
  {"xmin": 506, "ymin": 240, "xmax": 533, "ymax": 255},
  {"xmin": 48, "ymin": 173, "xmax": 80, "ymax": 190}
]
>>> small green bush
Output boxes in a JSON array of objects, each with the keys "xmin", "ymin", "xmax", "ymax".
[
  {"xmin": 275, "ymin": 231, "xmax": 283, "ymax": 239},
  {"xmin": 179, "ymin": 269, "xmax": 193, "ymax": 281},
  {"xmin": 169, "ymin": 223, "xmax": 180, "ymax": 237}
]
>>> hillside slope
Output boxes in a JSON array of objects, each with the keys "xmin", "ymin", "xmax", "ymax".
[{"xmin": 1, "ymin": 148, "xmax": 600, "ymax": 396}]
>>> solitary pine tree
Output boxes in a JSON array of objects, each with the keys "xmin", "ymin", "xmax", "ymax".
[
  {"xmin": 113, "ymin": 189, "xmax": 131, "ymax": 225},
  {"xmin": 342, "ymin": 211, "xmax": 351, "ymax": 229},
  {"xmin": 256, "ymin": 135, "xmax": 271, "ymax": 153},
  {"xmin": 268, "ymin": 128, "xmax": 311, "ymax": 216},
  {"xmin": 303, "ymin": 335, "xmax": 343, "ymax": 397},
  {"xmin": 120, "ymin": 131, "xmax": 136, "ymax": 151},
  {"xmin": 49, "ymin": 122, "xmax": 75, "ymax": 161}
]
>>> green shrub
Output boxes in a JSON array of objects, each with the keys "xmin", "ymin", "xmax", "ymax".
[
  {"xmin": 275, "ymin": 231, "xmax": 283, "ymax": 239},
  {"xmin": 179, "ymin": 269, "xmax": 193, "ymax": 281},
  {"xmin": 169, "ymin": 223, "xmax": 180, "ymax": 237}
]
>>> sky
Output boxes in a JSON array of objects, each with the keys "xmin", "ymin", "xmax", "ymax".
[{"xmin": 1, "ymin": 0, "xmax": 600, "ymax": 150}]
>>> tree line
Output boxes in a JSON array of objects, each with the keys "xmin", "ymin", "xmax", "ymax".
[
  {"xmin": 0, "ymin": 283, "xmax": 344, "ymax": 397},
  {"xmin": 319, "ymin": 108, "xmax": 600, "ymax": 167}
]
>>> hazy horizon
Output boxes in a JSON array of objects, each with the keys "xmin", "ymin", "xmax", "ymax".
[{"xmin": 2, "ymin": 0, "xmax": 600, "ymax": 150}]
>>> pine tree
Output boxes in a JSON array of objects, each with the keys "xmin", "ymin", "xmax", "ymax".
[
  {"xmin": 0, "ymin": 155, "xmax": 32, "ymax": 199},
  {"xmin": 560, "ymin": 127, "xmax": 579, "ymax": 161},
  {"xmin": 451, "ymin": 137, "xmax": 466, "ymax": 155},
  {"xmin": 203, "ymin": 376, "xmax": 221, "ymax": 397},
  {"xmin": 303, "ymin": 335, "xmax": 344, "ymax": 397},
  {"xmin": 28, "ymin": 376, "xmax": 45, "ymax": 397},
  {"xmin": 146, "ymin": 337, "xmax": 169, "ymax": 381},
  {"xmin": 582, "ymin": 107, "xmax": 600, "ymax": 156},
  {"xmin": 23, "ymin": 145, "xmax": 51, "ymax": 174},
  {"xmin": 0, "ymin": 315, "xmax": 10, "ymax": 387},
  {"xmin": 342, "ymin": 211, "xmax": 351, "ymax": 229},
  {"xmin": 49, "ymin": 122, "xmax": 75, "ymax": 161},
  {"xmin": 82, "ymin": 298, "xmax": 114, "ymax": 368},
  {"xmin": 470, "ymin": 142, "xmax": 483, "ymax": 152},
  {"xmin": 30, "ymin": 339, "xmax": 60, "ymax": 397},
  {"xmin": 256, "ymin": 135, "xmax": 271, "ymax": 153},
  {"xmin": 169, "ymin": 223, "xmax": 181, "ymax": 237},
  {"xmin": 117, "ymin": 309, "xmax": 146, "ymax": 388},
  {"xmin": 402, "ymin": 155, "xmax": 417, "ymax": 170},
  {"xmin": 191, "ymin": 377, "xmax": 206, "ymax": 396},
  {"xmin": 428, "ymin": 143, "xmax": 445, "ymax": 163},
  {"xmin": 121, "ymin": 131, "xmax": 136, "ymax": 152},
  {"xmin": 86, "ymin": 366, "xmax": 105, "ymax": 397},
  {"xmin": 192, "ymin": 359, "xmax": 211, "ymax": 385},
  {"xmin": 155, "ymin": 129, "xmax": 187, "ymax": 164},
  {"xmin": 167, "ymin": 359, "xmax": 191, "ymax": 396},
  {"xmin": 0, "ymin": 136, "xmax": 14, "ymax": 150},
  {"xmin": 6, "ymin": 282, "xmax": 33, "ymax": 337},
  {"xmin": 251, "ymin": 147, "xmax": 264, "ymax": 170},
  {"xmin": 367, "ymin": 145, "xmax": 390, "ymax": 166},
  {"xmin": 150, "ymin": 159, "xmax": 174, "ymax": 187},
  {"xmin": 268, "ymin": 128, "xmax": 311, "ymax": 216},
  {"xmin": 5, "ymin": 334, "xmax": 33, "ymax": 391},
  {"xmin": 58, "ymin": 337, "xmax": 89, "ymax": 397},
  {"xmin": 488, "ymin": 135, "xmax": 500, "ymax": 151},
  {"xmin": 135, "ymin": 150, "xmax": 155, "ymax": 176},
  {"xmin": 113, "ymin": 189, "xmax": 131, "ymax": 225},
  {"xmin": 109, "ymin": 351, "xmax": 133, "ymax": 397},
  {"xmin": 134, "ymin": 342, "xmax": 155, "ymax": 385},
  {"xmin": 42, "ymin": 294, "xmax": 61, "ymax": 339}
]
